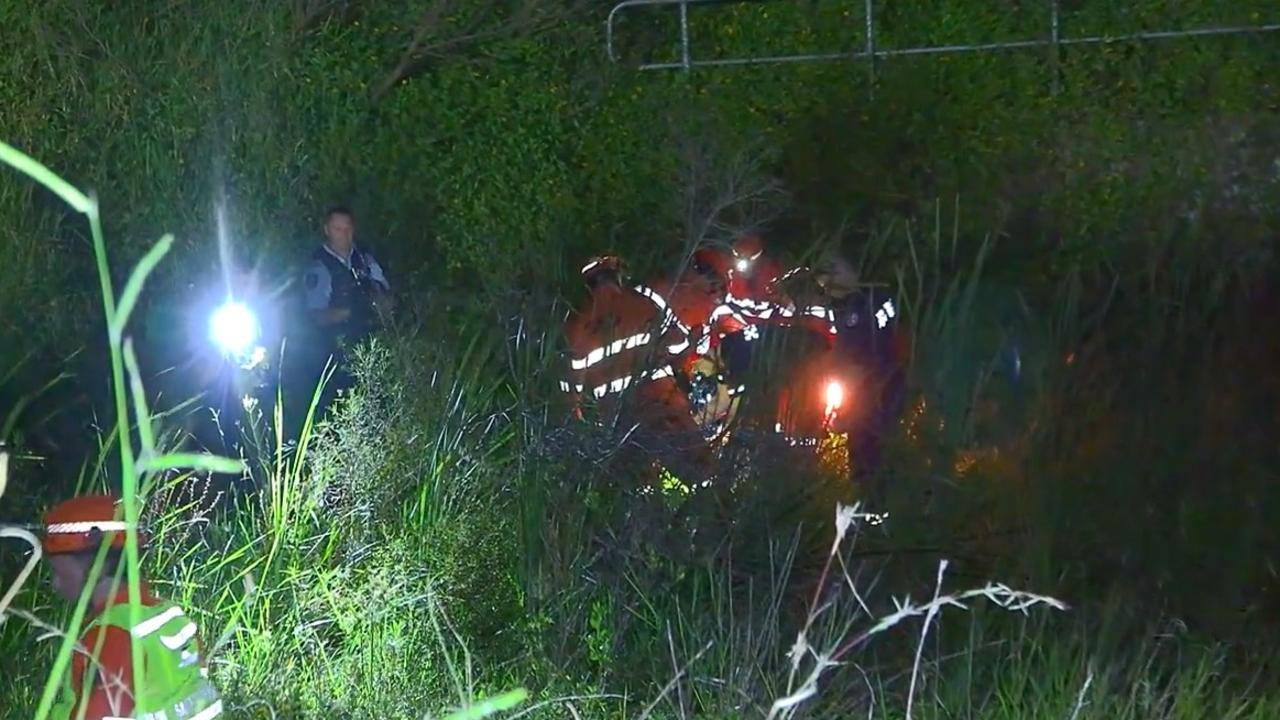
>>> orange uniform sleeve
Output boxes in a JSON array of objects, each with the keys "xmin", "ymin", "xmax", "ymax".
[{"xmin": 69, "ymin": 626, "xmax": 136, "ymax": 720}]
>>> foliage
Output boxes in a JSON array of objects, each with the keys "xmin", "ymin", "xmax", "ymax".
[{"xmin": 3, "ymin": 0, "xmax": 1280, "ymax": 717}]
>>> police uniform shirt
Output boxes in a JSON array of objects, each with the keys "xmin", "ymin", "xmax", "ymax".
[{"xmin": 303, "ymin": 244, "xmax": 390, "ymax": 311}]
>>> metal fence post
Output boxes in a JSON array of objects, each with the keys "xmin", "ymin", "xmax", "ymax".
[
  {"xmin": 865, "ymin": 0, "xmax": 877, "ymax": 96},
  {"xmin": 606, "ymin": 0, "xmax": 1280, "ymax": 73},
  {"xmin": 1050, "ymin": 0, "xmax": 1061, "ymax": 95},
  {"xmin": 680, "ymin": 0, "xmax": 691, "ymax": 71}
]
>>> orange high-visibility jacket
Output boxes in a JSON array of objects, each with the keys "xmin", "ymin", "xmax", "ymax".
[{"xmin": 562, "ymin": 284, "xmax": 686, "ymax": 402}]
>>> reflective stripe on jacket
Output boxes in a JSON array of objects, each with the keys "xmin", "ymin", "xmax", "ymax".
[
  {"xmin": 562, "ymin": 285, "xmax": 684, "ymax": 400},
  {"xmin": 53, "ymin": 596, "xmax": 222, "ymax": 720}
]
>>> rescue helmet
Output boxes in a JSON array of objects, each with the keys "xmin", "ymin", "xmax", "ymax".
[
  {"xmin": 731, "ymin": 233, "xmax": 765, "ymax": 272},
  {"xmin": 42, "ymin": 494, "xmax": 145, "ymax": 555},
  {"xmin": 580, "ymin": 255, "xmax": 623, "ymax": 288}
]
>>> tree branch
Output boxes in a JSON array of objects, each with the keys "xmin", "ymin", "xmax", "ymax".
[
  {"xmin": 292, "ymin": 0, "xmax": 362, "ymax": 35},
  {"xmin": 371, "ymin": 0, "xmax": 581, "ymax": 101}
]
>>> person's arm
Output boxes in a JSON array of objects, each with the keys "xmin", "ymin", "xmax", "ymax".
[
  {"xmin": 65, "ymin": 626, "xmax": 137, "ymax": 720},
  {"xmin": 364, "ymin": 254, "xmax": 395, "ymax": 316},
  {"xmin": 303, "ymin": 264, "xmax": 350, "ymax": 326}
]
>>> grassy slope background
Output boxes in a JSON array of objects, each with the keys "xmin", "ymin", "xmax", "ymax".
[{"xmin": 2, "ymin": 0, "xmax": 1280, "ymax": 717}]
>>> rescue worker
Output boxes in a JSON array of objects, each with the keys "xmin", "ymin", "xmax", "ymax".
[
  {"xmin": 296, "ymin": 205, "xmax": 392, "ymax": 417},
  {"xmin": 43, "ymin": 494, "xmax": 222, "ymax": 720},
  {"xmin": 561, "ymin": 255, "xmax": 707, "ymax": 482},
  {"xmin": 814, "ymin": 254, "xmax": 909, "ymax": 501},
  {"xmin": 703, "ymin": 233, "xmax": 832, "ymax": 397},
  {"xmin": 645, "ymin": 250, "xmax": 725, "ymax": 375}
]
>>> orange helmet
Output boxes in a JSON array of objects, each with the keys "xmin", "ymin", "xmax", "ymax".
[
  {"xmin": 731, "ymin": 234, "xmax": 765, "ymax": 271},
  {"xmin": 732, "ymin": 233, "xmax": 764, "ymax": 258},
  {"xmin": 580, "ymin": 255, "xmax": 622, "ymax": 284},
  {"xmin": 42, "ymin": 494, "xmax": 144, "ymax": 555}
]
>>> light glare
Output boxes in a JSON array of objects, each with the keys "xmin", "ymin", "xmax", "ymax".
[
  {"xmin": 824, "ymin": 380, "xmax": 845, "ymax": 416},
  {"xmin": 210, "ymin": 301, "xmax": 259, "ymax": 355}
]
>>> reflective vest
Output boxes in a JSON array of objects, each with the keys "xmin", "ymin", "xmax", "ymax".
[
  {"xmin": 312, "ymin": 245, "xmax": 380, "ymax": 344},
  {"xmin": 561, "ymin": 285, "xmax": 687, "ymax": 400},
  {"xmin": 830, "ymin": 287, "xmax": 903, "ymax": 370},
  {"xmin": 54, "ymin": 600, "xmax": 222, "ymax": 720}
]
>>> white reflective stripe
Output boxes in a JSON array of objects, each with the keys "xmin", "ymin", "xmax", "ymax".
[
  {"xmin": 161, "ymin": 621, "xmax": 198, "ymax": 650},
  {"xmin": 709, "ymin": 303, "xmax": 749, "ymax": 326},
  {"xmin": 588, "ymin": 365, "xmax": 674, "ymax": 399},
  {"xmin": 634, "ymin": 285, "xmax": 694, "ymax": 350},
  {"xmin": 132, "ymin": 606, "xmax": 186, "ymax": 638},
  {"xmin": 695, "ymin": 333, "xmax": 712, "ymax": 355},
  {"xmin": 46, "ymin": 521, "xmax": 128, "ymax": 534},
  {"xmin": 581, "ymin": 259, "xmax": 600, "ymax": 274},
  {"xmin": 875, "ymin": 299, "xmax": 896, "ymax": 328},
  {"xmin": 558, "ymin": 381, "xmax": 572, "ymax": 392},
  {"xmin": 570, "ymin": 331, "xmax": 653, "ymax": 370},
  {"xmin": 804, "ymin": 306, "xmax": 834, "ymax": 321},
  {"xmin": 726, "ymin": 293, "xmax": 772, "ymax": 311},
  {"xmin": 726, "ymin": 292, "xmax": 798, "ymax": 321},
  {"xmin": 779, "ymin": 265, "xmax": 808, "ymax": 282},
  {"xmin": 633, "ymin": 284, "xmax": 669, "ymax": 311}
]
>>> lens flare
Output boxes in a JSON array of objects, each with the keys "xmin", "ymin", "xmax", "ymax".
[
  {"xmin": 210, "ymin": 301, "xmax": 259, "ymax": 355},
  {"xmin": 735, "ymin": 258, "xmax": 750, "ymax": 272}
]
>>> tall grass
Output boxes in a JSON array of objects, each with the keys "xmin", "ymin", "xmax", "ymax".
[
  {"xmin": 4, "ymin": 137, "xmax": 1280, "ymax": 719},
  {"xmin": 0, "ymin": 141, "xmax": 527, "ymax": 718}
]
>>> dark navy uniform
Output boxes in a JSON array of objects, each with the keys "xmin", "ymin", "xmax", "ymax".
[
  {"xmin": 289, "ymin": 244, "xmax": 390, "ymax": 423},
  {"xmin": 303, "ymin": 244, "xmax": 390, "ymax": 349},
  {"xmin": 829, "ymin": 286, "xmax": 908, "ymax": 496}
]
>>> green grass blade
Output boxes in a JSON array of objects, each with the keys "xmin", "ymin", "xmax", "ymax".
[
  {"xmin": 111, "ymin": 234, "xmax": 175, "ymax": 343},
  {"xmin": 0, "ymin": 140, "xmax": 93, "ymax": 214},
  {"xmin": 139, "ymin": 452, "xmax": 244, "ymax": 475},
  {"xmin": 444, "ymin": 689, "xmax": 529, "ymax": 720}
]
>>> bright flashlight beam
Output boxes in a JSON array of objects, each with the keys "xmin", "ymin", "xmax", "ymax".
[
  {"xmin": 210, "ymin": 301, "xmax": 259, "ymax": 355},
  {"xmin": 824, "ymin": 380, "xmax": 845, "ymax": 417},
  {"xmin": 735, "ymin": 258, "xmax": 750, "ymax": 272}
]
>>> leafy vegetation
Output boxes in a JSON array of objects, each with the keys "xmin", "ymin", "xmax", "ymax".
[{"xmin": 2, "ymin": 0, "xmax": 1280, "ymax": 717}]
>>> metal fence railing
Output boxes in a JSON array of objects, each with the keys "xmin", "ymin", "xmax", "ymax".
[{"xmin": 606, "ymin": 0, "xmax": 1280, "ymax": 83}]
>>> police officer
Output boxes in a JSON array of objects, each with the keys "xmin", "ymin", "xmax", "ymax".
[
  {"xmin": 303, "ymin": 206, "xmax": 392, "ymax": 349},
  {"xmin": 297, "ymin": 206, "xmax": 392, "ymax": 407}
]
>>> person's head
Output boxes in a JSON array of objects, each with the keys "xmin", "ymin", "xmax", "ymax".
[
  {"xmin": 48, "ymin": 546, "xmax": 124, "ymax": 602},
  {"xmin": 813, "ymin": 253, "xmax": 859, "ymax": 297},
  {"xmin": 731, "ymin": 233, "xmax": 765, "ymax": 273},
  {"xmin": 43, "ymin": 495, "xmax": 143, "ymax": 602},
  {"xmin": 581, "ymin": 255, "xmax": 623, "ymax": 291},
  {"xmin": 323, "ymin": 206, "xmax": 356, "ymax": 255}
]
